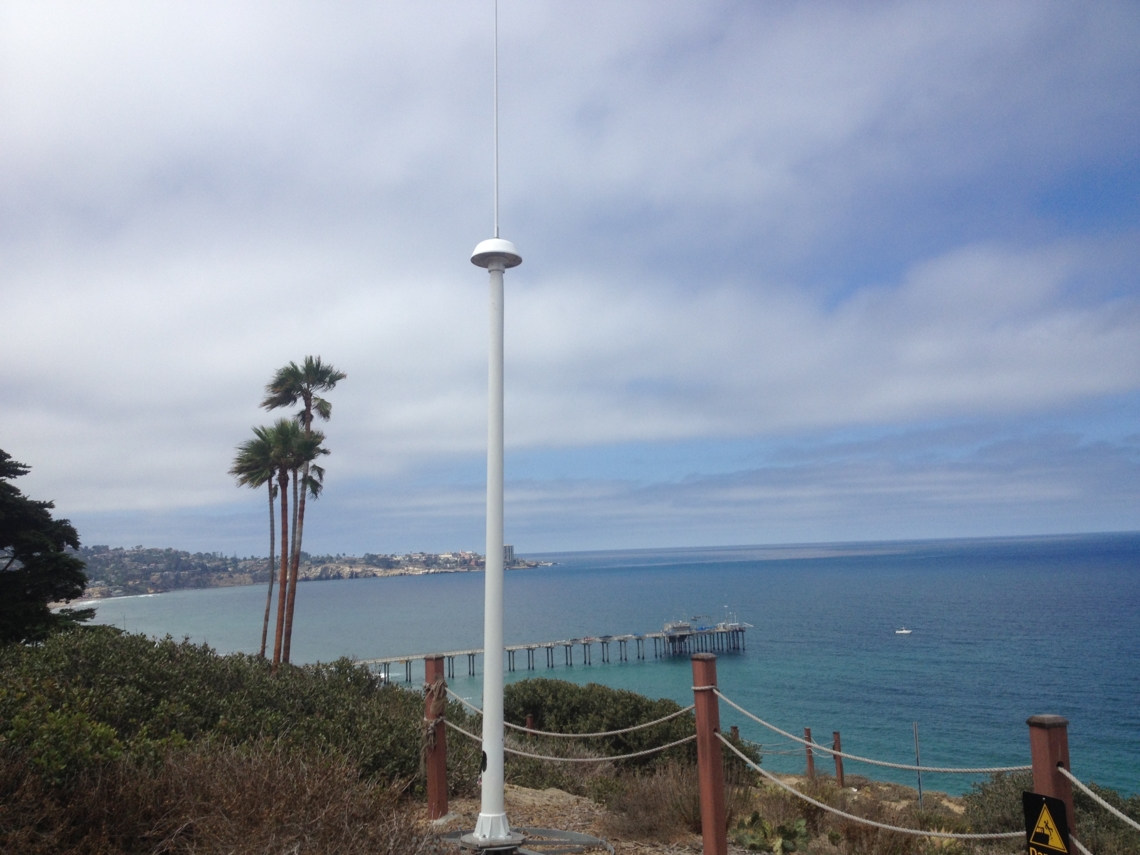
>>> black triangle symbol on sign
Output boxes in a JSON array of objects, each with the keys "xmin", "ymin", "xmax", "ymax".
[{"xmin": 1031, "ymin": 803, "xmax": 1068, "ymax": 853}]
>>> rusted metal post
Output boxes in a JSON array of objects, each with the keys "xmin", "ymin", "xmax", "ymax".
[
  {"xmin": 525, "ymin": 713, "xmax": 535, "ymax": 738},
  {"xmin": 424, "ymin": 656, "xmax": 449, "ymax": 820},
  {"xmin": 833, "ymin": 731, "xmax": 844, "ymax": 787},
  {"xmin": 1028, "ymin": 715, "xmax": 1074, "ymax": 826},
  {"xmin": 804, "ymin": 727, "xmax": 815, "ymax": 779},
  {"xmin": 692, "ymin": 653, "xmax": 727, "ymax": 855}
]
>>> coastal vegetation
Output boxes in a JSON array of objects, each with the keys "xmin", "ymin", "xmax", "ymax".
[
  {"xmin": 0, "ymin": 627, "xmax": 459, "ymax": 853},
  {"xmin": 0, "ymin": 449, "xmax": 92, "ymax": 644},
  {"xmin": 0, "ymin": 629, "xmax": 704, "ymax": 852},
  {"xmin": 1, "ymin": 627, "xmax": 1137, "ymax": 853}
]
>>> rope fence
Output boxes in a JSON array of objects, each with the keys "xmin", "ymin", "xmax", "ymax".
[
  {"xmin": 444, "ymin": 690, "xmax": 484, "ymax": 716},
  {"xmin": 714, "ymin": 689, "xmax": 1031, "ymax": 774},
  {"xmin": 716, "ymin": 733, "xmax": 1024, "ymax": 841},
  {"xmin": 444, "ymin": 687, "xmax": 696, "ymax": 739},
  {"xmin": 1059, "ymin": 766, "xmax": 1140, "ymax": 834},
  {"xmin": 421, "ymin": 654, "xmax": 1125, "ymax": 855},
  {"xmin": 443, "ymin": 718, "xmax": 696, "ymax": 763}
]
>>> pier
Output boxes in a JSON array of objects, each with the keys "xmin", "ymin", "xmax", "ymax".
[{"xmin": 357, "ymin": 622, "xmax": 749, "ymax": 682}]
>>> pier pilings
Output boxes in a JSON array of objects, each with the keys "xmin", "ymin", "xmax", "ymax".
[{"xmin": 358, "ymin": 624, "xmax": 749, "ymax": 683}]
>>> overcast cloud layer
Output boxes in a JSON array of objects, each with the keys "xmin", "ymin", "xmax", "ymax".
[{"xmin": 2, "ymin": 1, "xmax": 1138, "ymax": 554}]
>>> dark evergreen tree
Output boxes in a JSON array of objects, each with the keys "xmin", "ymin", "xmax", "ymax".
[{"xmin": 0, "ymin": 449, "xmax": 92, "ymax": 643}]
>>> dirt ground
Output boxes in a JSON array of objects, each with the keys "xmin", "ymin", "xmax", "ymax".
[
  {"xmin": 435, "ymin": 783, "xmax": 701, "ymax": 853},
  {"xmin": 429, "ymin": 776, "xmax": 962, "ymax": 854}
]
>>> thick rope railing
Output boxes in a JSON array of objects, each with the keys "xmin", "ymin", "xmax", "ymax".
[
  {"xmin": 445, "ymin": 689, "xmax": 485, "ymax": 716},
  {"xmin": 445, "ymin": 688, "xmax": 695, "ymax": 739},
  {"xmin": 714, "ymin": 689, "xmax": 1031, "ymax": 774},
  {"xmin": 1071, "ymin": 836, "xmax": 1093, "ymax": 855},
  {"xmin": 421, "ymin": 675, "xmax": 448, "ymax": 759},
  {"xmin": 505, "ymin": 734, "xmax": 697, "ymax": 763},
  {"xmin": 1058, "ymin": 766, "xmax": 1140, "ymax": 834},
  {"xmin": 717, "ymin": 734, "xmax": 1024, "ymax": 841},
  {"xmin": 444, "ymin": 718, "xmax": 696, "ymax": 763},
  {"xmin": 503, "ymin": 705, "xmax": 695, "ymax": 738}
]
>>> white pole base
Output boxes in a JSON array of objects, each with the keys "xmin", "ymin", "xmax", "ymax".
[{"xmin": 472, "ymin": 811, "xmax": 512, "ymax": 841}]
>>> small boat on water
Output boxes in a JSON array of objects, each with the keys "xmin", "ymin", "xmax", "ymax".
[{"xmin": 895, "ymin": 628, "xmax": 913, "ymax": 635}]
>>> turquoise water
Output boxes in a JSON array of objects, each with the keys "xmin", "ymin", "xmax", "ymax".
[{"xmin": 88, "ymin": 533, "xmax": 1140, "ymax": 796}]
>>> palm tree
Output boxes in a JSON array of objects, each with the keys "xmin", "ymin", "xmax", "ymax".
[
  {"xmin": 266, "ymin": 418, "xmax": 304, "ymax": 670},
  {"xmin": 229, "ymin": 425, "xmax": 280, "ymax": 659},
  {"xmin": 262, "ymin": 356, "xmax": 345, "ymax": 660},
  {"xmin": 280, "ymin": 429, "xmax": 327, "ymax": 664}
]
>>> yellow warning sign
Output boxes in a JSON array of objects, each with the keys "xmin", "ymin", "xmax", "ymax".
[{"xmin": 1031, "ymin": 803, "xmax": 1068, "ymax": 853}]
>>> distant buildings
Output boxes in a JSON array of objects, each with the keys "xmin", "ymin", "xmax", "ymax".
[{"xmin": 73, "ymin": 544, "xmax": 539, "ymax": 599}]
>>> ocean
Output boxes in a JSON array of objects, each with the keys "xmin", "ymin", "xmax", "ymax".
[{"xmin": 87, "ymin": 532, "xmax": 1140, "ymax": 797}]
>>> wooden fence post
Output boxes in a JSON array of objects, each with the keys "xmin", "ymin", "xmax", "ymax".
[
  {"xmin": 424, "ymin": 656, "xmax": 448, "ymax": 820},
  {"xmin": 1028, "ymin": 715, "xmax": 1074, "ymax": 827},
  {"xmin": 692, "ymin": 653, "xmax": 727, "ymax": 855},
  {"xmin": 804, "ymin": 727, "xmax": 815, "ymax": 779},
  {"xmin": 833, "ymin": 731, "xmax": 844, "ymax": 788}
]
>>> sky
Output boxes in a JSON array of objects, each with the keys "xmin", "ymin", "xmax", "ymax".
[{"xmin": 2, "ymin": 1, "xmax": 1138, "ymax": 556}]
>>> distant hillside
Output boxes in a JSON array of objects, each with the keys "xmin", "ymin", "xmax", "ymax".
[
  {"xmin": 78, "ymin": 546, "xmax": 266, "ymax": 596},
  {"xmin": 74, "ymin": 546, "xmax": 501, "ymax": 598}
]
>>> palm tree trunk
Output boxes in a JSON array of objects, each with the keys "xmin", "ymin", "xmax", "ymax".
[
  {"xmin": 282, "ymin": 459, "xmax": 309, "ymax": 663},
  {"xmin": 282, "ymin": 466, "xmax": 301, "ymax": 663},
  {"xmin": 271, "ymin": 470, "xmax": 290, "ymax": 672},
  {"xmin": 259, "ymin": 482, "xmax": 275, "ymax": 658}
]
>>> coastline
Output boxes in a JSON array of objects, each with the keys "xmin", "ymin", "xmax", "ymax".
[{"xmin": 56, "ymin": 559, "xmax": 548, "ymax": 608}]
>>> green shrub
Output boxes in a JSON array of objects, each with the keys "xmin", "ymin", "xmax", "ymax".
[
  {"xmin": 4, "ymin": 704, "xmax": 124, "ymax": 785},
  {"xmin": 503, "ymin": 677, "xmax": 696, "ymax": 765},
  {"xmin": 962, "ymin": 770, "xmax": 1032, "ymax": 838},
  {"xmin": 600, "ymin": 760, "xmax": 753, "ymax": 842},
  {"xmin": 0, "ymin": 626, "xmax": 454, "ymax": 788},
  {"xmin": 732, "ymin": 811, "xmax": 810, "ymax": 852},
  {"xmin": 1071, "ymin": 780, "xmax": 1140, "ymax": 855},
  {"xmin": 0, "ymin": 627, "xmax": 480, "ymax": 852},
  {"xmin": 502, "ymin": 731, "xmax": 615, "ymax": 795},
  {"xmin": 601, "ymin": 761, "xmax": 704, "ymax": 840},
  {"xmin": 964, "ymin": 770, "xmax": 1140, "ymax": 855},
  {"xmin": 0, "ymin": 741, "xmax": 442, "ymax": 855}
]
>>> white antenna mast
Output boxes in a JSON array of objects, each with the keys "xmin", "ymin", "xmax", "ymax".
[
  {"xmin": 494, "ymin": 0, "xmax": 499, "ymax": 239},
  {"xmin": 466, "ymin": 0, "xmax": 522, "ymax": 848}
]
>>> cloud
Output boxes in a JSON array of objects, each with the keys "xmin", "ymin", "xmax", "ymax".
[
  {"xmin": 1, "ymin": 2, "xmax": 1138, "ymax": 548},
  {"xmin": 504, "ymin": 240, "xmax": 1140, "ymax": 442},
  {"xmin": 69, "ymin": 418, "xmax": 1138, "ymax": 554},
  {"xmin": 8, "ymin": 233, "xmax": 1137, "ymax": 516}
]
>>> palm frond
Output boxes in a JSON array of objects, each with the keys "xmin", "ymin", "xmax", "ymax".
[
  {"xmin": 262, "ymin": 356, "xmax": 346, "ymax": 414},
  {"xmin": 304, "ymin": 464, "xmax": 325, "ymax": 499}
]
